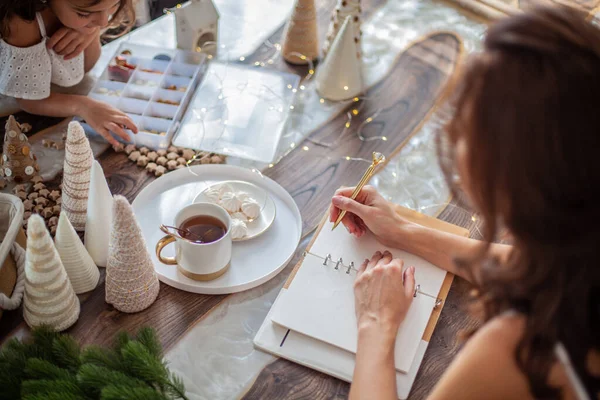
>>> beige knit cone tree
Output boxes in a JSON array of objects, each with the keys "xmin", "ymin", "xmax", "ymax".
[
  {"xmin": 55, "ymin": 213, "xmax": 100, "ymax": 294},
  {"xmin": 85, "ymin": 160, "xmax": 113, "ymax": 267},
  {"xmin": 105, "ymin": 195, "xmax": 159, "ymax": 313},
  {"xmin": 282, "ymin": 0, "xmax": 319, "ymax": 65},
  {"xmin": 323, "ymin": 0, "xmax": 362, "ymax": 58},
  {"xmin": 62, "ymin": 121, "xmax": 93, "ymax": 232},
  {"xmin": 1, "ymin": 115, "xmax": 40, "ymax": 183},
  {"xmin": 23, "ymin": 214, "xmax": 80, "ymax": 332}
]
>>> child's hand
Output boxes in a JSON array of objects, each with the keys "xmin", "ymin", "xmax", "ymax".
[
  {"xmin": 47, "ymin": 27, "xmax": 99, "ymax": 60},
  {"xmin": 78, "ymin": 98, "xmax": 138, "ymax": 147}
]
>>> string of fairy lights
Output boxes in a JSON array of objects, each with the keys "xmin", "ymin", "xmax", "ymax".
[{"xmin": 159, "ymin": 3, "xmax": 481, "ymax": 232}]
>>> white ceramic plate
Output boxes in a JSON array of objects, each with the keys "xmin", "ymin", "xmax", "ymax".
[
  {"xmin": 131, "ymin": 165, "xmax": 302, "ymax": 294},
  {"xmin": 193, "ymin": 180, "xmax": 276, "ymax": 242}
]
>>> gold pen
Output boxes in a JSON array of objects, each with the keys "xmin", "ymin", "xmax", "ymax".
[{"xmin": 332, "ymin": 152, "xmax": 386, "ymax": 231}]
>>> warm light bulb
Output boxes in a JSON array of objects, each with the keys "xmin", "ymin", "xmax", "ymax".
[
  {"xmin": 309, "ymin": 69, "xmax": 315, "ymax": 74},
  {"xmin": 319, "ymin": 98, "xmax": 325, "ymax": 104},
  {"xmin": 352, "ymin": 109, "xmax": 358, "ymax": 115},
  {"xmin": 345, "ymin": 122, "xmax": 351, "ymax": 128},
  {"xmin": 382, "ymin": 136, "xmax": 387, "ymax": 141},
  {"xmin": 343, "ymin": 86, "xmax": 349, "ymax": 91},
  {"xmin": 302, "ymin": 146, "xmax": 309, "ymax": 151},
  {"xmin": 239, "ymin": 56, "xmax": 245, "ymax": 61}
]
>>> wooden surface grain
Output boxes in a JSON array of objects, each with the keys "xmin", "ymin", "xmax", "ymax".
[{"xmin": 1, "ymin": 0, "xmax": 479, "ymax": 398}]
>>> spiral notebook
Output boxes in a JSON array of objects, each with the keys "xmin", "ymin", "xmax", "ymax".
[{"xmin": 255, "ymin": 206, "xmax": 469, "ymax": 398}]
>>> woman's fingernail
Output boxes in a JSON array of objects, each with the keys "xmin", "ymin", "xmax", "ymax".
[
  {"xmin": 410, "ymin": 266, "xmax": 415, "ymax": 273},
  {"xmin": 332, "ymin": 196, "xmax": 342, "ymax": 205}
]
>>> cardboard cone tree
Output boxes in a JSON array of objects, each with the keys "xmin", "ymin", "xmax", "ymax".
[
  {"xmin": 323, "ymin": 0, "xmax": 362, "ymax": 58},
  {"xmin": 23, "ymin": 214, "xmax": 80, "ymax": 331},
  {"xmin": 62, "ymin": 121, "xmax": 93, "ymax": 232},
  {"xmin": 85, "ymin": 160, "xmax": 113, "ymax": 267},
  {"xmin": 55, "ymin": 213, "xmax": 99, "ymax": 294},
  {"xmin": 1, "ymin": 115, "xmax": 40, "ymax": 183},
  {"xmin": 105, "ymin": 195, "xmax": 159, "ymax": 313},
  {"xmin": 316, "ymin": 16, "xmax": 363, "ymax": 101},
  {"xmin": 282, "ymin": 0, "xmax": 319, "ymax": 65}
]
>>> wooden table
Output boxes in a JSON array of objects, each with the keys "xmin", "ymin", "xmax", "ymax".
[{"xmin": 0, "ymin": 0, "xmax": 483, "ymax": 398}]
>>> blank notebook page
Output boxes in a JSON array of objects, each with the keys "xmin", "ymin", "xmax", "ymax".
[{"xmin": 270, "ymin": 220, "xmax": 445, "ymax": 373}]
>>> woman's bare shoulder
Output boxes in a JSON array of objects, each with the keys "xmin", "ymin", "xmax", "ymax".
[{"xmin": 3, "ymin": 15, "xmax": 42, "ymax": 48}]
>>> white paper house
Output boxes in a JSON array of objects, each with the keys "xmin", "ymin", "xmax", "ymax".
[{"xmin": 174, "ymin": 0, "xmax": 220, "ymax": 55}]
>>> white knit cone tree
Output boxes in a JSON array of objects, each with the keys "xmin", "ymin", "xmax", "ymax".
[
  {"xmin": 85, "ymin": 160, "xmax": 113, "ymax": 267},
  {"xmin": 323, "ymin": 0, "xmax": 361, "ymax": 58},
  {"xmin": 55, "ymin": 213, "xmax": 99, "ymax": 294},
  {"xmin": 23, "ymin": 214, "xmax": 80, "ymax": 332},
  {"xmin": 316, "ymin": 16, "xmax": 364, "ymax": 101},
  {"xmin": 105, "ymin": 195, "xmax": 159, "ymax": 313},
  {"xmin": 62, "ymin": 121, "xmax": 93, "ymax": 232}
]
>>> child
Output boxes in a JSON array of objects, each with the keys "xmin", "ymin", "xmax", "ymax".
[
  {"xmin": 0, "ymin": 0, "xmax": 138, "ymax": 146},
  {"xmin": 331, "ymin": 5, "xmax": 600, "ymax": 400}
]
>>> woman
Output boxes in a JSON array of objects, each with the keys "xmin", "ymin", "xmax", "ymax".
[{"xmin": 330, "ymin": 6, "xmax": 600, "ymax": 399}]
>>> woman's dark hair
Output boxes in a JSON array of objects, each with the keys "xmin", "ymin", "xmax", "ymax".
[
  {"xmin": 0, "ymin": 0, "xmax": 135, "ymax": 39},
  {"xmin": 438, "ymin": 5, "xmax": 600, "ymax": 399}
]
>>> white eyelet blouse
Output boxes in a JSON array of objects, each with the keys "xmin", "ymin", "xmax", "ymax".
[{"xmin": 0, "ymin": 13, "xmax": 84, "ymax": 100}]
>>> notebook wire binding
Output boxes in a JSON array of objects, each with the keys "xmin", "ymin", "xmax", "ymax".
[{"xmin": 303, "ymin": 251, "xmax": 443, "ymax": 308}]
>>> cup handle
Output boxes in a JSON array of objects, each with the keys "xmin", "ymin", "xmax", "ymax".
[{"xmin": 156, "ymin": 235, "xmax": 177, "ymax": 265}]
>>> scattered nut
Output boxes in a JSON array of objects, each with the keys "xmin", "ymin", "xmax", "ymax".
[
  {"xmin": 181, "ymin": 149, "xmax": 195, "ymax": 161},
  {"xmin": 23, "ymin": 211, "xmax": 32, "ymax": 220},
  {"xmin": 16, "ymin": 191, "xmax": 28, "ymax": 200},
  {"xmin": 155, "ymin": 165, "xmax": 166, "ymax": 177},
  {"xmin": 33, "ymin": 182, "xmax": 46, "ymax": 191},
  {"xmin": 52, "ymin": 142, "xmax": 65, "ymax": 150},
  {"xmin": 176, "ymin": 157, "xmax": 186, "ymax": 165},
  {"xmin": 31, "ymin": 176, "xmax": 44, "ymax": 184},
  {"xmin": 48, "ymin": 216, "xmax": 58, "ymax": 226},
  {"xmin": 35, "ymin": 197, "xmax": 49, "ymax": 207},
  {"xmin": 42, "ymin": 139, "xmax": 54, "ymax": 148},
  {"xmin": 0, "ymin": 179, "xmax": 6, "ymax": 189},
  {"xmin": 23, "ymin": 199, "xmax": 34, "ymax": 211},
  {"xmin": 167, "ymin": 146, "xmax": 180, "ymax": 154},
  {"xmin": 136, "ymin": 155, "xmax": 149, "ymax": 167},
  {"xmin": 128, "ymin": 151, "xmax": 141, "ymax": 162},
  {"xmin": 19, "ymin": 123, "xmax": 32, "ymax": 133},
  {"xmin": 50, "ymin": 225, "xmax": 57, "ymax": 236},
  {"xmin": 139, "ymin": 147, "xmax": 149, "ymax": 155},
  {"xmin": 52, "ymin": 205, "xmax": 61, "ymax": 215},
  {"xmin": 56, "ymin": 197, "xmax": 62, "ymax": 205},
  {"xmin": 28, "ymin": 192, "xmax": 39, "ymax": 200},
  {"xmin": 125, "ymin": 144, "xmax": 137, "ymax": 155},
  {"xmin": 200, "ymin": 156, "xmax": 210, "ymax": 164},
  {"xmin": 34, "ymin": 204, "xmax": 44, "ymax": 214},
  {"xmin": 156, "ymin": 149, "xmax": 167, "ymax": 157},
  {"xmin": 156, "ymin": 156, "xmax": 168, "ymax": 166},
  {"xmin": 42, "ymin": 207, "xmax": 53, "ymax": 218},
  {"xmin": 211, "ymin": 155, "xmax": 223, "ymax": 164},
  {"xmin": 38, "ymin": 188, "xmax": 50, "ymax": 198},
  {"xmin": 49, "ymin": 190, "xmax": 61, "ymax": 201},
  {"xmin": 166, "ymin": 152, "xmax": 178, "ymax": 161},
  {"xmin": 175, "ymin": 164, "xmax": 186, "ymax": 170},
  {"xmin": 145, "ymin": 162, "xmax": 158, "ymax": 173},
  {"xmin": 166, "ymin": 160, "xmax": 178, "ymax": 170}
]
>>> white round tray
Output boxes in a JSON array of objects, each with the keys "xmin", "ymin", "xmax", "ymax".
[{"xmin": 132, "ymin": 165, "xmax": 302, "ymax": 294}]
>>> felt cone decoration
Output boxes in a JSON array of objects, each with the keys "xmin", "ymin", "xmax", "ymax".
[
  {"xmin": 105, "ymin": 195, "xmax": 159, "ymax": 313},
  {"xmin": 316, "ymin": 16, "xmax": 364, "ymax": 101},
  {"xmin": 62, "ymin": 121, "xmax": 93, "ymax": 231},
  {"xmin": 323, "ymin": 0, "xmax": 362, "ymax": 58},
  {"xmin": 55, "ymin": 213, "xmax": 99, "ymax": 294},
  {"xmin": 282, "ymin": 0, "xmax": 319, "ymax": 65},
  {"xmin": 85, "ymin": 160, "xmax": 113, "ymax": 267},
  {"xmin": 23, "ymin": 214, "xmax": 80, "ymax": 331},
  {"xmin": 1, "ymin": 115, "xmax": 40, "ymax": 183}
]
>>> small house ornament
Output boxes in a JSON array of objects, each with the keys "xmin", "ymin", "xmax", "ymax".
[{"xmin": 174, "ymin": 0, "xmax": 220, "ymax": 56}]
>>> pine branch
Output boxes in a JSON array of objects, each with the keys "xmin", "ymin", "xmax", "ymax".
[
  {"xmin": 165, "ymin": 372, "xmax": 189, "ymax": 400},
  {"xmin": 30, "ymin": 326, "xmax": 61, "ymax": 362},
  {"xmin": 78, "ymin": 364, "xmax": 148, "ymax": 397},
  {"xmin": 80, "ymin": 346, "xmax": 124, "ymax": 373},
  {"xmin": 114, "ymin": 332, "xmax": 131, "ymax": 355},
  {"xmin": 25, "ymin": 358, "xmax": 72, "ymax": 381},
  {"xmin": 120, "ymin": 341, "xmax": 169, "ymax": 388},
  {"xmin": 21, "ymin": 378, "xmax": 83, "ymax": 398},
  {"xmin": 100, "ymin": 385, "xmax": 170, "ymax": 400},
  {"xmin": 23, "ymin": 392, "xmax": 83, "ymax": 400},
  {"xmin": 136, "ymin": 328, "xmax": 163, "ymax": 359},
  {"xmin": 52, "ymin": 334, "xmax": 82, "ymax": 372}
]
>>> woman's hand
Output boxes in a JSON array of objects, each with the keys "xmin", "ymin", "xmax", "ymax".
[
  {"xmin": 354, "ymin": 251, "xmax": 415, "ymax": 335},
  {"xmin": 78, "ymin": 98, "xmax": 138, "ymax": 146},
  {"xmin": 47, "ymin": 27, "xmax": 99, "ymax": 60},
  {"xmin": 330, "ymin": 185, "xmax": 415, "ymax": 249}
]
